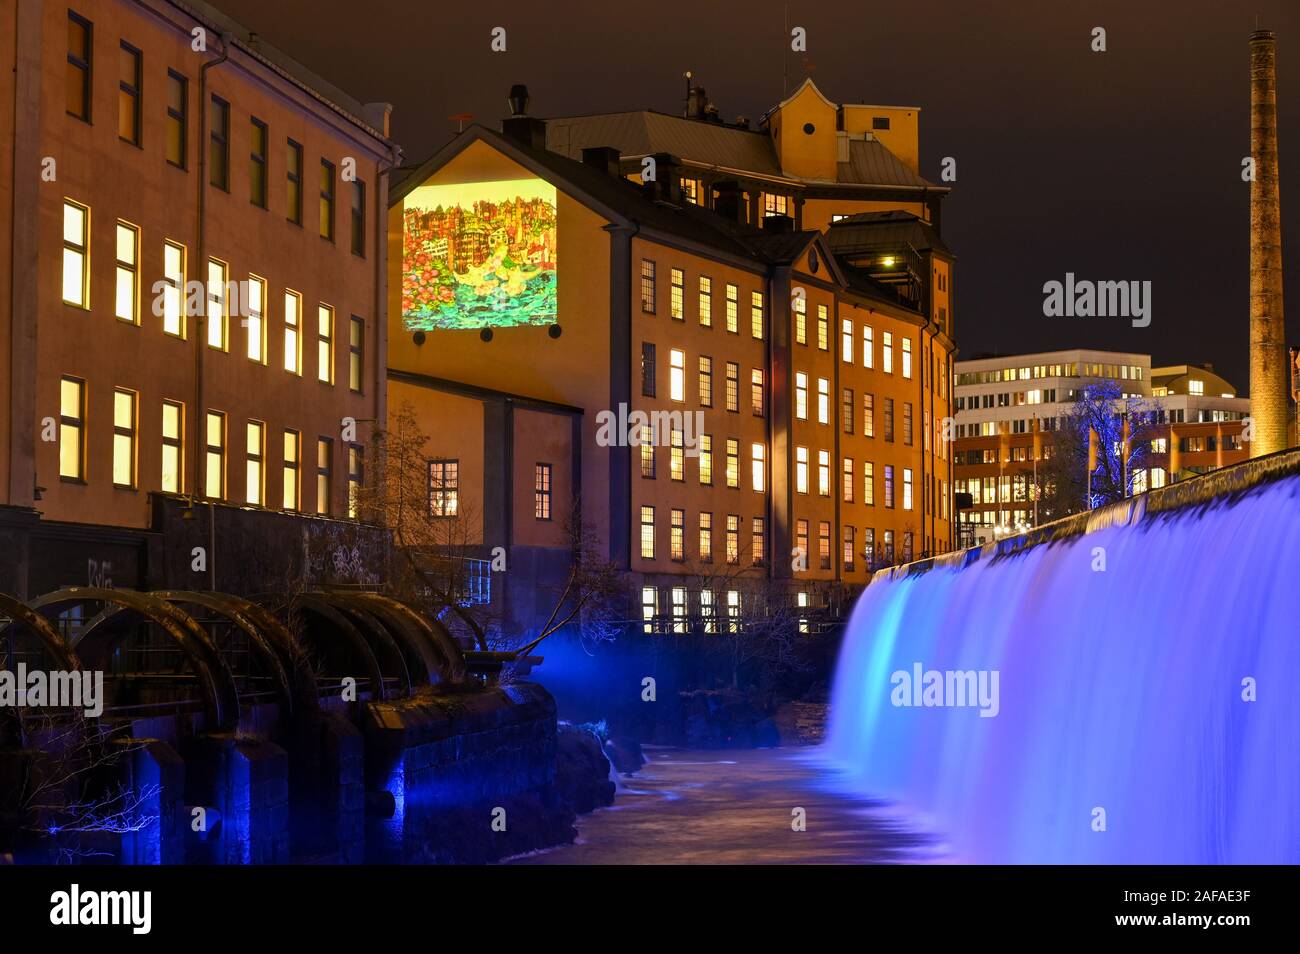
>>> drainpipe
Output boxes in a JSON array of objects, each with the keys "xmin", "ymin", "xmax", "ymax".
[{"xmin": 195, "ymin": 33, "xmax": 232, "ymax": 591}]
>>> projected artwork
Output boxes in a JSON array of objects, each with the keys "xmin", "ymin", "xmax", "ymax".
[{"xmin": 402, "ymin": 178, "xmax": 557, "ymax": 330}]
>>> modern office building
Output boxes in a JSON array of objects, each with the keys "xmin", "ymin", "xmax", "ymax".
[
  {"xmin": 0, "ymin": 0, "xmax": 398, "ymax": 596},
  {"xmin": 953, "ymin": 349, "xmax": 1250, "ymax": 541},
  {"xmin": 387, "ymin": 79, "xmax": 957, "ymax": 638}
]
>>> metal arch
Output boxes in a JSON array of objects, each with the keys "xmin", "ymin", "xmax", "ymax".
[
  {"xmin": 307, "ymin": 594, "xmax": 413, "ymax": 697},
  {"xmin": 197, "ymin": 595, "xmax": 321, "ymax": 712},
  {"xmin": 344, "ymin": 592, "xmax": 466, "ymax": 684},
  {"xmin": 27, "ymin": 587, "xmax": 240, "ymax": 733},
  {"xmin": 0, "ymin": 592, "xmax": 81, "ymax": 671},
  {"xmin": 293, "ymin": 594, "xmax": 391, "ymax": 700}
]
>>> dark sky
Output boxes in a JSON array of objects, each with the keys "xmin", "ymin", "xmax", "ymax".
[{"xmin": 217, "ymin": 0, "xmax": 1300, "ymax": 392}]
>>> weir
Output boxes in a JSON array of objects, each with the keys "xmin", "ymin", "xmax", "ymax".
[{"xmin": 824, "ymin": 449, "xmax": 1300, "ymax": 863}]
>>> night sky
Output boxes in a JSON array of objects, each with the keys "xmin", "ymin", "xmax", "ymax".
[{"xmin": 218, "ymin": 0, "xmax": 1300, "ymax": 392}]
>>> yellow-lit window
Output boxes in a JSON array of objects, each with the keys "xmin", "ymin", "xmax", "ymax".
[
  {"xmin": 725, "ymin": 439, "xmax": 739, "ymax": 489},
  {"xmin": 725, "ymin": 284, "xmax": 738, "ymax": 333},
  {"xmin": 794, "ymin": 294, "xmax": 806, "ymax": 344},
  {"xmin": 62, "ymin": 201, "xmax": 89, "ymax": 308},
  {"xmin": 114, "ymin": 222, "xmax": 139, "ymax": 323},
  {"xmin": 161, "ymin": 399, "xmax": 184, "ymax": 493},
  {"xmin": 795, "ymin": 445, "xmax": 808, "ymax": 494},
  {"xmin": 347, "ymin": 444, "xmax": 362, "ymax": 518},
  {"xmin": 640, "ymin": 505, "xmax": 656, "ymax": 559},
  {"xmin": 206, "ymin": 258, "xmax": 228, "ymax": 350},
  {"xmin": 698, "ymin": 434, "xmax": 712, "ymax": 485},
  {"xmin": 642, "ymin": 586, "xmax": 658, "ymax": 634},
  {"xmin": 698, "ymin": 276, "xmax": 712, "ymax": 327},
  {"xmin": 817, "ymin": 377, "xmax": 829, "ymax": 425},
  {"xmin": 112, "ymin": 388, "xmax": 137, "ymax": 488},
  {"xmin": 162, "ymin": 240, "xmax": 186, "ymax": 337},
  {"xmin": 316, "ymin": 437, "xmax": 332, "ymax": 515},
  {"xmin": 205, "ymin": 410, "xmax": 226, "ymax": 500},
  {"xmin": 841, "ymin": 318, "xmax": 853, "ymax": 362},
  {"xmin": 902, "ymin": 337, "xmax": 913, "ymax": 379},
  {"xmin": 670, "ymin": 429, "xmax": 684, "ymax": 482},
  {"xmin": 246, "ymin": 275, "xmax": 266, "ymax": 363},
  {"xmin": 819, "ymin": 449, "xmax": 831, "ymax": 496},
  {"xmin": 670, "ymin": 268, "xmax": 684, "ymax": 320},
  {"xmin": 864, "ymin": 461, "xmax": 875, "ymax": 505},
  {"xmin": 903, "ymin": 467, "xmax": 914, "ymax": 510},
  {"xmin": 284, "ymin": 290, "xmax": 302, "ymax": 374},
  {"xmin": 751, "ymin": 291, "xmax": 764, "ymax": 339},
  {"xmin": 317, "ymin": 304, "xmax": 334, "ymax": 384},
  {"xmin": 669, "ymin": 348, "xmax": 685, "ymax": 402},
  {"xmin": 282, "ymin": 428, "xmax": 300, "ymax": 511},
  {"xmin": 725, "ymin": 515, "xmax": 739, "ymax": 565},
  {"xmin": 670, "ymin": 510, "xmax": 684, "ymax": 562},
  {"xmin": 751, "ymin": 442, "xmax": 765, "ymax": 493},
  {"xmin": 795, "ymin": 372, "xmax": 808, "ymax": 420},
  {"xmin": 883, "ymin": 331, "xmax": 894, "ymax": 373},
  {"xmin": 863, "ymin": 325, "xmax": 873, "ymax": 368},
  {"xmin": 245, "ymin": 420, "xmax": 264, "ymax": 506},
  {"xmin": 699, "ymin": 512, "xmax": 713, "ymax": 562},
  {"xmin": 817, "ymin": 304, "xmax": 828, "ymax": 350},
  {"xmin": 59, "ymin": 376, "xmax": 86, "ymax": 481},
  {"xmin": 349, "ymin": 316, "xmax": 364, "ymax": 392}
]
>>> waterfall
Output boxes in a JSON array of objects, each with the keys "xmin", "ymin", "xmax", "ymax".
[{"xmin": 824, "ymin": 467, "xmax": 1300, "ymax": 863}]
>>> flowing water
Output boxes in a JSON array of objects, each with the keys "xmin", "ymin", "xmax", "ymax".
[{"xmin": 824, "ymin": 473, "xmax": 1300, "ymax": 863}]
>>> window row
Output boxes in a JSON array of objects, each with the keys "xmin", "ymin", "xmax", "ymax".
[
  {"xmin": 640, "ymin": 261, "xmax": 765, "ymax": 339},
  {"xmin": 638, "ymin": 434, "xmax": 767, "ymax": 492},
  {"xmin": 640, "ymin": 345, "xmax": 766, "ymax": 414},
  {"xmin": 638, "ymin": 506, "xmax": 765, "ymax": 566},
  {"xmin": 426, "ymin": 459, "xmax": 555, "ymax": 521}
]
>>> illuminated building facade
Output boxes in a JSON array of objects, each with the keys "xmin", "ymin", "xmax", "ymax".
[
  {"xmin": 953, "ymin": 349, "xmax": 1251, "ymax": 543},
  {"xmin": 388, "ymin": 80, "xmax": 957, "ymax": 636},
  {"xmin": 0, "ymin": 0, "xmax": 397, "ymax": 595}
]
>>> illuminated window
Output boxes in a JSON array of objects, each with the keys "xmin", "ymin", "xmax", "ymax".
[
  {"xmin": 884, "ymin": 397, "xmax": 894, "ymax": 442},
  {"xmin": 817, "ymin": 305, "xmax": 828, "ymax": 350},
  {"xmin": 843, "ymin": 457, "xmax": 854, "ymax": 502},
  {"xmin": 286, "ymin": 140, "xmax": 303, "ymax": 225},
  {"xmin": 883, "ymin": 529, "xmax": 895, "ymax": 565},
  {"xmin": 245, "ymin": 421, "xmax": 265, "ymax": 506},
  {"xmin": 670, "ymin": 508, "xmax": 685, "ymax": 561},
  {"xmin": 726, "ymin": 590, "xmax": 740, "ymax": 633},
  {"xmin": 317, "ymin": 304, "xmax": 334, "ymax": 383},
  {"xmin": 817, "ymin": 377, "xmax": 829, "ymax": 424},
  {"xmin": 62, "ymin": 200, "xmax": 89, "ymax": 308},
  {"xmin": 864, "ymin": 393, "xmax": 875, "ymax": 438},
  {"xmin": 118, "ymin": 42, "xmax": 141, "ymax": 145},
  {"xmin": 640, "ymin": 259, "xmax": 657, "ymax": 313},
  {"xmin": 864, "ymin": 528, "xmax": 875, "ymax": 566},
  {"xmin": 282, "ymin": 428, "xmax": 300, "ymax": 511},
  {"xmin": 209, "ymin": 95, "xmax": 229, "ymax": 191},
  {"xmin": 59, "ymin": 377, "xmax": 86, "ymax": 481},
  {"xmin": 819, "ymin": 521, "xmax": 831, "ymax": 569},
  {"xmin": 842, "ymin": 388, "xmax": 854, "ymax": 433},
  {"xmin": 671, "ymin": 585, "xmax": 687, "ymax": 632},
  {"xmin": 751, "ymin": 442, "xmax": 765, "ymax": 492},
  {"xmin": 206, "ymin": 258, "xmax": 228, "ymax": 350},
  {"xmin": 725, "ymin": 362, "xmax": 739, "ymax": 412},
  {"xmin": 67, "ymin": 13, "xmax": 93, "ymax": 121},
  {"xmin": 726, "ymin": 514, "xmax": 740, "ymax": 564},
  {"xmin": 763, "ymin": 193, "xmax": 789, "ymax": 216},
  {"xmin": 903, "ymin": 468, "xmax": 914, "ymax": 510},
  {"xmin": 751, "ymin": 368, "xmax": 765, "ymax": 417},
  {"xmin": 752, "ymin": 517, "xmax": 766, "ymax": 566},
  {"xmin": 670, "ymin": 429, "xmax": 684, "ymax": 481},
  {"xmin": 284, "ymin": 290, "xmax": 302, "ymax": 374},
  {"xmin": 903, "ymin": 402, "xmax": 913, "ymax": 445},
  {"xmin": 1188, "ymin": 379, "xmax": 1204, "ymax": 396},
  {"xmin": 316, "ymin": 437, "xmax": 332, "ymax": 515},
  {"xmin": 864, "ymin": 461, "xmax": 875, "ymax": 506},
  {"xmin": 641, "ymin": 586, "xmax": 658, "ymax": 634},
  {"xmin": 842, "ymin": 318, "xmax": 853, "ymax": 362},
  {"xmin": 795, "ymin": 372, "xmax": 808, "ymax": 420},
  {"xmin": 114, "ymin": 221, "xmax": 139, "ymax": 323},
  {"xmin": 429, "ymin": 459, "xmax": 459, "ymax": 517},
  {"xmin": 698, "ymin": 276, "xmax": 712, "ymax": 326},
  {"xmin": 843, "ymin": 525, "xmax": 856, "ymax": 570},
  {"xmin": 902, "ymin": 337, "xmax": 913, "ymax": 379},
  {"xmin": 205, "ymin": 410, "xmax": 226, "ymax": 500},
  {"xmin": 751, "ymin": 291, "xmax": 764, "ymax": 339},
  {"xmin": 162, "ymin": 241, "xmax": 186, "ymax": 337},
  {"xmin": 883, "ymin": 331, "xmax": 894, "ymax": 373},
  {"xmin": 161, "ymin": 399, "xmax": 184, "ymax": 493},
  {"xmin": 699, "ymin": 512, "xmax": 713, "ymax": 561},
  {"xmin": 698, "ymin": 434, "xmax": 712, "ymax": 485},
  {"xmin": 725, "ymin": 284, "xmax": 738, "ymax": 333},
  {"xmin": 640, "ymin": 426, "xmax": 655, "ymax": 478},
  {"xmin": 319, "ymin": 159, "xmax": 335, "ymax": 241},
  {"xmin": 818, "ymin": 449, "xmax": 830, "ymax": 497},
  {"xmin": 535, "ymin": 462, "xmax": 552, "ymax": 520},
  {"xmin": 884, "ymin": 464, "xmax": 895, "ymax": 509},
  {"xmin": 863, "ymin": 325, "xmax": 874, "ymax": 369},
  {"xmin": 349, "ymin": 316, "xmax": 364, "ymax": 392},
  {"xmin": 698, "ymin": 356, "xmax": 713, "ymax": 406},
  {"xmin": 794, "ymin": 294, "xmax": 807, "ymax": 344},
  {"xmin": 641, "ymin": 342, "xmax": 656, "ymax": 396},
  {"xmin": 166, "ymin": 71, "xmax": 187, "ymax": 167},
  {"xmin": 725, "ymin": 439, "xmax": 739, "ymax": 489},
  {"xmin": 347, "ymin": 444, "xmax": 362, "ymax": 518},
  {"xmin": 795, "ymin": 520, "xmax": 809, "ymax": 566},
  {"xmin": 701, "ymin": 588, "xmax": 716, "ymax": 633},
  {"xmin": 670, "ymin": 268, "xmax": 684, "ymax": 320},
  {"xmin": 681, "ymin": 178, "xmax": 700, "ymax": 204},
  {"xmin": 112, "ymin": 388, "xmax": 137, "ymax": 488},
  {"xmin": 640, "ymin": 505, "xmax": 656, "ymax": 559},
  {"xmin": 246, "ymin": 275, "xmax": 266, "ymax": 363},
  {"xmin": 351, "ymin": 179, "xmax": 366, "ymax": 257},
  {"xmin": 250, "ymin": 117, "xmax": 268, "ymax": 208},
  {"xmin": 670, "ymin": 348, "xmax": 685, "ymax": 401},
  {"xmin": 795, "ymin": 445, "xmax": 808, "ymax": 494}
]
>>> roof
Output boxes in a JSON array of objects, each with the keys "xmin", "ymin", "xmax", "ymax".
[
  {"xmin": 166, "ymin": 0, "xmax": 393, "ymax": 146},
  {"xmin": 826, "ymin": 210, "xmax": 953, "ymax": 257},
  {"xmin": 837, "ymin": 137, "xmax": 935, "ymax": 190}
]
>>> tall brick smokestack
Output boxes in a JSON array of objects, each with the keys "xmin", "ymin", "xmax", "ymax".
[{"xmin": 1249, "ymin": 29, "xmax": 1290, "ymax": 456}]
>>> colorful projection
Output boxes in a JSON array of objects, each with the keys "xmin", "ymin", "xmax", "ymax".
[{"xmin": 402, "ymin": 178, "xmax": 557, "ymax": 331}]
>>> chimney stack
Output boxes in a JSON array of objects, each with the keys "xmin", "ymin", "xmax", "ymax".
[
  {"xmin": 713, "ymin": 180, "xmax": 747, "ymax": 225},
  {"xmin": 1249, "ymin": 30, "xmax": 1291, "ymax": 455},
  {"xmin": 502, "ymin": 84, "xmax": 546, "ymax": 149}
]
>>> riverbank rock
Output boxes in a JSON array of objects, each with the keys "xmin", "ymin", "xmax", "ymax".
[
  {"xmin": 554, "ymin": 724, "xmax": 616, "ymax": 814},
  {"xmin": 604, "ymin": 737, "xmax": 646, "ymax": 775}
]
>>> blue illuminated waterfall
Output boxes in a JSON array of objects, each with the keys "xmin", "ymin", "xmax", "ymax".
[{"xmin": 824, "ymin": 469, "xmax": 1300, "ymax": 863}]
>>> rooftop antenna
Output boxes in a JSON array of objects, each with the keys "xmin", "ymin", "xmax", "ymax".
[{"xmin": 683, "ymin": 70, "xmax": 693, "ymax": 118}]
